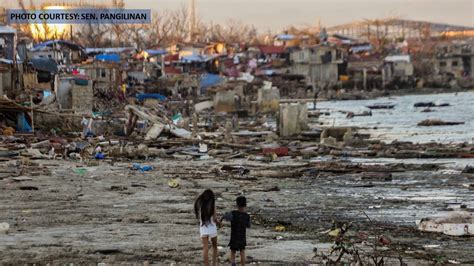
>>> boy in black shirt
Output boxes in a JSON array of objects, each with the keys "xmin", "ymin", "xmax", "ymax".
[{"xmin": 220, "ymin": 196, "xmax": 251, "ymax": 266}]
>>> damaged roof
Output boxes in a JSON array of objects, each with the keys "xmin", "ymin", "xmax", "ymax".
[
  {"xmin": 145, "ymin": 49, "xmax": 168, "ymax": 56},
  {"xmin": 258, "ymin": 45, "xmax": 287, "ymax": 54},
  {"xmin": 95, "ymin": 53, "xmax": 120, "ymax": 63},
  {"xmin": 0, "ymin": 25, "xmax": 16, "ymax": 34},
  {"xmin": 274, "ymin": 34, "xmax": 295, "ymax": 41},
  {"xmin": 30, "ymin": 40, "xmax": 84, "ymax": 52},
  {"xmin": 385, "ymin": 55, "xmax": 411, "ymax": 63},
  {"xmin": 29, "ymin": 58, "xmax": 58, "ymax": 73},
  {"xmin": 86, "ymin": 47, "xmax": 135, "ymax": 55}
]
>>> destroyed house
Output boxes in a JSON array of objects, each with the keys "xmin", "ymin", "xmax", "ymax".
[
  {"xmin": 0, "ymin": 59, "xmax": 14, "ymax": 97},
  {"xmin": 134, "ymin": 49, "xmax": 168, "ymax": 79},
  {"xmin": 85, "ymin": 47, "xmax": 136, "ymax": 61},
  {"xmin": 0, "ymin": 26, "xmax": 17, "ymax": 97},
  {"xmin": 347, "ymin": 53, "xmax": 384, "ymax": 89},
  {"xmin": 0, "ymin": 26, "xmax": 16, "ymax": 61},
  {"xmin": 179, "ymin": 54, "xmax": 224, "ymax": 74},
  {"xmin": 28, "ymin": 40, "xmax": 86, "ymax": 64},
  {"xmin": 274, "ymin": 33, "xmax": 313, "ymax": 47},
  {"xmin": 162, "ymin": 43, "xmax": 225, "ymax": 73},
  {"xmin": 203, "ymin": 42, "xmax": 227, "ymax": 55},
  {"xmin": 25, "ymin": 58, "xmax": 59, "ymax": 91},
  {"xmin": 383, "ymin": 55, "xmax": 414, "ymax": 82},
  {"xmin": 163, "ymin": 53, "xmax": 224, "ymax": 74},
  {"xmin": 56, "ymin": 75, "xmax": 93, "ymax": 115},
  {"xmin": 163, "ymin": 54, "xmax": 182, "ymax": 75},
  {"xmin": 349, "ymin": 43, "xmax": 374, "ymax": 54},
  {"xmin": 273, "ymin": 34, "xmax": 297, "ymax": 47},
  {"xmin": 79, "ymin": 61, "xmax": 121, "ymax": 93},
  {"xmin": 435, "ymin": 42, "xmax": 474, "ymax": 79},
  {"xmin": 290, "ymin": 45, "xmax": 343, "ymax": 84},
  {"xmin": 347, "ymin": 54, "xmax": 383, "ymax": 73},
  {"xmin": 167, "ymin": 42, "xmax": 206, "ymax": 58},
  {"xmin": 0, "ymin": 98, "xmax": 33, "ymax": 134},
  {"xmin": 250, "ymin": 45, "xmax": 288, "ymax": 63},
  {"xmin": 328, "ymin": 34, "xmax": 356, "ymax": 45}
]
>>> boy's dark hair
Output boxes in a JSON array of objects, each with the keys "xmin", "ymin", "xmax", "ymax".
[{"xmin": 236, "ymin": 196, "xmax": 247, "ymax": 208}]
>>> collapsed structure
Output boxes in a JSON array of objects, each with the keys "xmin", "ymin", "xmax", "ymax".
[{"xmin": 0, "ymin": 14, "xmax": 473, "ymax": 264}]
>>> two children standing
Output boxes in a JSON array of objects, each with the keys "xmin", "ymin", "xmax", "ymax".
[{"xmin": 194, "ymin": 189, "xmax": 250, "ymax": 266}]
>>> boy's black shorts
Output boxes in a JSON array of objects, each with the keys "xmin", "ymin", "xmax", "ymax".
[{"xmin": 229, "ymin": 242, "xmax": 246, "ymax": 251}]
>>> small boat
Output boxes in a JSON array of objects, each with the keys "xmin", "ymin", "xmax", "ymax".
[
  {"xmin": 366, "ymin": 103, "xmax": 396, "ymax": 109},
  {"xmin": 414, "ymin": 101, "xmax": 450, "ymax": 108}
]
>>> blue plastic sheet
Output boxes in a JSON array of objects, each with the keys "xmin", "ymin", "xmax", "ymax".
[
  {"xmin": 145, "ymin": 49, "xmax": 167, "ymax": 56},
  {"xmin": 16, "ymin": 112, "xmax": 32, "ymax": 132},
  {"xmin": 95, "ymin": 53, "xmax": 120, "ymax": 63},
  {"xmin": 95, "ymin": 153, "xmax": 105, "ymax": 159},
  {"xmin": 200, "ymin": 74, "xmax": 224, "ymax": 92},
  {"xmin": 132, "ymin": 163, "xmax": 153, "ymax": 172},
  {"xmin": 136, "ymin": 93, "xmax": 167, "ymax": 101}
]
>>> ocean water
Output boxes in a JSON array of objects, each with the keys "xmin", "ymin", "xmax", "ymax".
[{"xmin": 315, "ymin": 91, "xmax": 474, "ymax": 144}]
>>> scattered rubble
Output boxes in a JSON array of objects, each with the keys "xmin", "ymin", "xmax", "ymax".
[
  {"xmin": 1, "ymin": 21, "xmax": 473, "ymax": 264},
  {"xmin": 417, "ymin": 119, "xmax": 465, "ymax": 126},
  {"xmin": 417, "ymin": 211, "xmax": 474, "ymax": 236}
]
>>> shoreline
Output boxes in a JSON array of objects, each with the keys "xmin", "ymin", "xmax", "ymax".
[{"xmin": 319, "ymin": 87, "xmax": 473, "ymax": 102}]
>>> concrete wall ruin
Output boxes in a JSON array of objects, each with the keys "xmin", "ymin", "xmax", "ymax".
[
  {"xmin": 71, "ymin": 81, "xmax": 93, "ymax": 115},
  {"xmin": 214, "ymin": 90, "xmax": 237, "ymax": 113},
  {"xmin": 257, "ymin": 88, "xmax": 280, "ymax": 113},
  {"xmin": 279, "ymin": 103, "xmax": 308, "ymax": 137}
]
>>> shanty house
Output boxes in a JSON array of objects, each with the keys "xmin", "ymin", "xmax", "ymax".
[
  {"xmin": 28, "ymin": 40, "xmax": 86, "ymax": 64},
  {"xmin": 435, "ymin": 42, "xmax": 474, "ymax": 79},
  {"xmin": 383, "ymin": 55, "xmax": 414, "ymax": 83},
  {"xmin": 257, "ymin": 45, "xmax": 287, "ymax": 62},
  {"xmin": 56, "ymin": 75, "xmax": 93, "ymax": 114},
  {"xmin": 0, "ymin": 26, "xmax": 17, "ymax": 97},
  {"xmin": 274, "ymin": 34, "xmax": 297, "ymax": 47},
  {"xmin": 347, "ymin": 54, "xmax": 384, "ymax": 89},
  {"xmin": 290, "ymin": 45, "xmax": 343, "ymax": 85},
  {"xmin": 79, "ymin": 61, "xmax": 121, "ymax": 93},
  {"xmin": 0, "ymin": 25, "xmax": 16, "ymax": 61},
  {"xmin": 85, "ymin": 47, "xmax": 136, "ymax": 61},
  {"xmin": 274, "ymin": 34, "xmax": 312, "ymax": 47},
  {"xmin": 0, "ymin": 59, "xmax": 13, "ymax": 97}
]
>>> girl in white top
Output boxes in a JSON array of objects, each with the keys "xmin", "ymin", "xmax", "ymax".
[{"xmin": 194, "ymin": 189, "xmax": 219, "ymax": 266}]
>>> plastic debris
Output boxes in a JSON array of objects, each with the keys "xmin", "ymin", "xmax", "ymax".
[
  {"xmin": 168, "ymin": 178, "xmax": 179, "ymax": 188},
  {"xmin": 274, "ymin": 225, "xmax": 286, "ymax": 232},
  {"xmin": 0, "ymin": 222, "xmax": 10, "ymax": 234},
  {"xmin": 328, "ymin": 228, "xmax": 341, "ymax": 237},
  {"xmin": 132, "ymin": 163, "xmax": 153, "ymax": 172},
  {"xmin": 95, "ymin": 153, "xmax": 105, "ymax": 159},
  {"xmin": 73, "ymin": 168, "xmax": 88, "ymax": 175}
]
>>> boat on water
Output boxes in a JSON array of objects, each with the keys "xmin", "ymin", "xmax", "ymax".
[{"xmin": 366, "ymin": 103, "xmax": 396, "ymax": 109}]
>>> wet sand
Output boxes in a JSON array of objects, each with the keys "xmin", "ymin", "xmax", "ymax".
[{"xmin": 1, "ymin": 157, "xmax": 473, "ymax": 264}]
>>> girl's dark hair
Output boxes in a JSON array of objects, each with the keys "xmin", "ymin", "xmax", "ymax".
[{"xmin": 194, "ymin": 189, "xmax": 215, "ymax": 225}]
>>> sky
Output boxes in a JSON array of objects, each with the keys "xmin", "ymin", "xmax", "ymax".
[
  {"xmin": 3, "ymin": 0, "xmax": 474, "ymax": 31},
  {"xmin": 130, "ymin": 0, "xmax": 474, "ymax": 31}
]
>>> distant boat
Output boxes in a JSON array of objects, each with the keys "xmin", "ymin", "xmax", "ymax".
[{"xmin": 366, "ymin": 103, "xmax": 396, "ymax": 109}]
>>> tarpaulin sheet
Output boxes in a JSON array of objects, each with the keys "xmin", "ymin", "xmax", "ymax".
[
  {"xmin": 200, "ymin": 74, "xmax": 224, "ymax": 90},
  {"xmin": 17, "ymin": 112, "xmax": 32, "ymax": 132},
  {"xmin": 145, "ymin": 49, "xmax": 168, "ymax": 56},
  {"xmin": 95, "ymin": 53, "xmax": 120, "ymax": 63},
  {"xmin": 136, "ymin": 93, "xmax": 167, "ymax": 101}
]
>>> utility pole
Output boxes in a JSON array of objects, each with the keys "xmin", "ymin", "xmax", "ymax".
[{"xmin": 189, "ymin": 0, "xmax": 196, "ymax": 42}]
